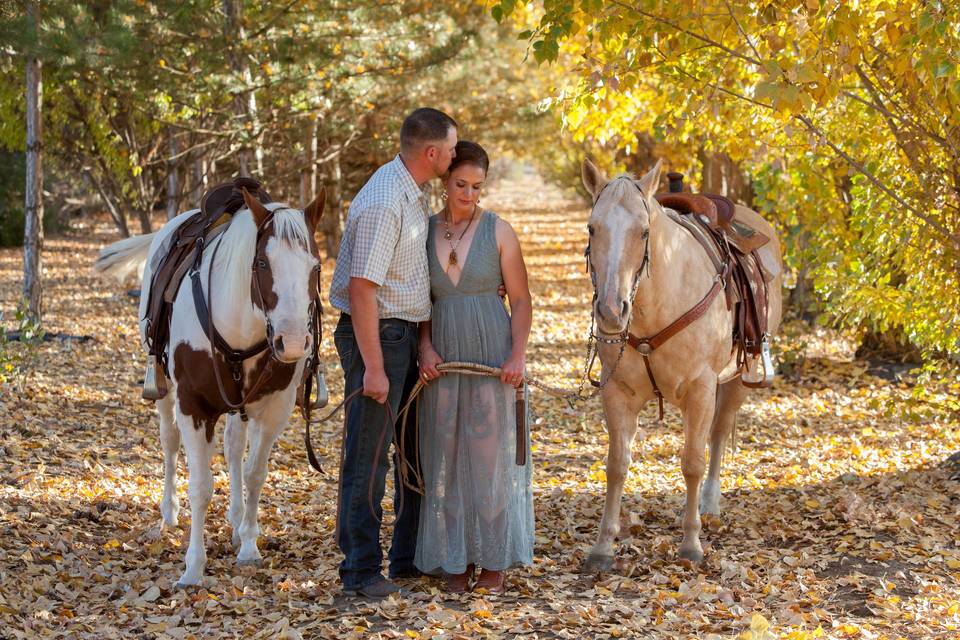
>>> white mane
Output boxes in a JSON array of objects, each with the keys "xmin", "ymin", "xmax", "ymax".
[{"xmin": 203, "ymin": 202, "xmax": 310, "ymax": 309}]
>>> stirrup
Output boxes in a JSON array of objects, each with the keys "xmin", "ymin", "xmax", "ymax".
[
  {"xmin": 740, "ymin": 338, "xmax": 775, "ymax": 388},
  {"xmin": 309, "ymin": 364, "xmax": 329, "ymax": 410},
  {"xmin": 142, "ymin": 354, "xmax": 168, "ymax": 400}
]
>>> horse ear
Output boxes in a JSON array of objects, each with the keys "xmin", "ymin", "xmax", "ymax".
[
  {"xmin": 304, "ymin": 187, "xmax": 326, "ymax": 234},
  {"xmin": 581, "ymin": 158, "xmax": 607, "ymax": 199},
  {"xmin": 634, "ymin": 159, "xmax": 663, "ymax": 200},
  {"xmin": 242, "ymin": 188, "xmax": 270, "ymax": 226}
]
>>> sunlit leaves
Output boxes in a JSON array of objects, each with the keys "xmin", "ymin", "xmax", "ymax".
[{"xmin": 496, "ymin": 0, "xmax": 960, "ymax": 360}]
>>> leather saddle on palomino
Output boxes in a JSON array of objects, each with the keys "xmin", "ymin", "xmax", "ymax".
[
  {"xmin": 654, "ymin": 173, "xmax": 776, "ymax": 388},
  {"xmin": 141, "ymin": 177, "xmax": 273, "ymax": 400}
]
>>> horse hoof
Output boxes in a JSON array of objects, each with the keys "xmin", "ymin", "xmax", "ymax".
[
  {"xmin": 678, "ymin": 547, "xmax": 704, "ymax": 564},
  {"xmin": 175, "ymin": 578, "xmax": 202, "ymax": 589},
  {"xmin": 580, "ymin": 553, "xmax": 614, "ymax": 574},
  {"xmin": 237, "ymin": 556, "xmax": 262, "ymax": 568}
]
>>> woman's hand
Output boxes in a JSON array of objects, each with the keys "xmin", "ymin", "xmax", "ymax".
[
  {"xmin": 418, "ymin": 343, "xmax": 443, "ymax": 383},
  {"xmin": 500, "ymin": 353, "xmax": 525, "ymax": 387}
]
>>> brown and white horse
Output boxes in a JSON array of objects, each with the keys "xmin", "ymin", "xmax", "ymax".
[
  {"xmin": 97, "ymin": 190, "xmax": 324, "ymax": 586},
  {"xmin": 580, "ymin": 158, "xmax": 782, "ymax": 571}
]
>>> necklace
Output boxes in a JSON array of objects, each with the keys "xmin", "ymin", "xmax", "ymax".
[{"xmin": 440, "ymin": 205, "xmax": 478, "ymax": 267}]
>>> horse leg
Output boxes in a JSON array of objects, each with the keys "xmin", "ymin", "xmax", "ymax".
[
  {"xmin": 582, "ymin": 388, "xmax": 641, "ymax": 573},
  {"xmin": 158, "ymin": 392, "xmax": 181, "ymax": 529},
  {"xmin": 223, "ymin": 413, "xmax": 248, "ymax": 547},
  {"xmin": 177, "ymin": 414, "xmax": 216, "ymax": 587},
  {"xmin": 678, "ymin": 375, "xmax": 717, "ymax": 563},
  {"xmin": 236, "ymin": 420, "xmax": 282, "ymax": 567},
  {"xmin": 700, "ymin": 379, "xmax": 749, "ymax": 516}
]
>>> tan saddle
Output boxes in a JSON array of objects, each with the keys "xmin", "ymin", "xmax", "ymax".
[
  {"xmin": 654, "ymin": 173, "xmax": 774, "ymax": 388},
  {"xmin": 142, "ymin": 177, "xmax": 273, "ymax": 399}
]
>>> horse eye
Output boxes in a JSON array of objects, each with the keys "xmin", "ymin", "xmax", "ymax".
[
  {"xmin": 588, "ymin": 224, "xmax": 595, "ymax": 236},
  {"xmin": 312, "ymin": 263, "xmax": 321, "ymax": 272},
  {"xmin": 257, "ymin": 259, "xmax": 267, "ymax": 270}
]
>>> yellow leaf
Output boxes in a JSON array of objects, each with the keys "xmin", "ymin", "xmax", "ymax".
[
  {"xmin": 404, "ymin": 631, "xmax": 420, "ymax": 639},
  {"xmin": 750, "ymin": 613, "xmax": 770, "ymax": 635}
]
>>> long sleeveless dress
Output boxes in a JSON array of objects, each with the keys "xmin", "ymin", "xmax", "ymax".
[{"xmin": 414, "ymin": 210, "xmax": 534, "ymax": 575}]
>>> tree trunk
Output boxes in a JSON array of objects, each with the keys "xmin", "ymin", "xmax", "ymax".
[
  {"xmin": 192, "ymin": 153, "xmax": 207, "ymax": 206},
  {"xmin": 322, "ymin": 154, "xmax": 344, "ymax": 258},
  {"xmin": 698, "ymin": 149, "xmax": 754, "ymax": 205},
  {"xmin": 22, "ymin": 0, "xmax": 43, "ymax": 323},
  {"xmin": 86, "ymin": 170, "xmax": 129, "ymax": 238},
  {"xmin": 166, "ymin": 127, "xmax": 179, "ymax": 220},
  {"xmin": 300, "ymin": 118, "xmax": 318, "ymax": 207},
  {"xmin": 223, "ymin": 0, "xmax": 262, "ymax": 177}
]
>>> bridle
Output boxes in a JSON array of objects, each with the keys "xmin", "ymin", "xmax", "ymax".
[
  {"xmin": 190, "ymin": 208, "xmax": 322, "ymax": 421},
  {"xmin": 582, "ymin": 178, "xmax": 652, "ymax": 390}
]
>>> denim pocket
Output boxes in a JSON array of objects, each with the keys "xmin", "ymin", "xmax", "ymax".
[{"xmin": 379, "ymin": 321, "xmax": 408, "ymax": 345}]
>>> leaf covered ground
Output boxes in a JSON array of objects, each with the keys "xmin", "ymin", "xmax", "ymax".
[{"xmin": 0, "ymin": 171, "xmax": 958, "ymax": 639}]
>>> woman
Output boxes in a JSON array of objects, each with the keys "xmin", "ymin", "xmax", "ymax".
[{"xmin": 414, "ymin": 141, "xmax": 534, "ymax": 594}]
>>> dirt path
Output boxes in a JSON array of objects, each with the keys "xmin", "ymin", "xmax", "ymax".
[{"xmin": 0, "ymin": 170, "xmax": 958, "ymax": 639}]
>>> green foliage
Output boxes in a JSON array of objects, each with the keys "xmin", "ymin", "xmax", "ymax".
[
  {"xmin": 0, "ymin": 300, "xmax": 46, "ymax": 390},
  {"xmin": 497, "ymin": 0, "xmax": 960, "ymax": 360}
]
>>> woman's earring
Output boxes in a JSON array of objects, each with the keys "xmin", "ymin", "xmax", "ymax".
[{"xmin": 441, "ymin": 190, "xmax": 448, "ymax": 201}]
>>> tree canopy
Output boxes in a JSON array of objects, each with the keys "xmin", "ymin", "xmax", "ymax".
[{"xmin": 496, "ymin": 0, "xmax": 960, "ymax": 360}]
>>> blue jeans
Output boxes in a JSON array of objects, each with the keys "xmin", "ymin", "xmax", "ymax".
[{"xmin": 333, "ymin": 313, "xmax": 421, "ymax": 590}]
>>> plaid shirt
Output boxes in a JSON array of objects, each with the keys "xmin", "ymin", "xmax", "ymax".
[{"xmin": 329, "ymin": 155, "xmax": 432, "ymax": 322}]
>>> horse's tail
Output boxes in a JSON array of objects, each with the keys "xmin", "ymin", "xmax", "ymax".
[{"xmin": 94, "ymin": 232, "xmax": 156, "ymax": 283}]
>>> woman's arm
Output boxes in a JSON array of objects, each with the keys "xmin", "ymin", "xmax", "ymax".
[
  {"xmin": 418, "ymin": 320, "xmax": 443, "ymax": 381},
  {"xmin": 496, "ymin": 218, "xmax": 532, "ymax": 387}
]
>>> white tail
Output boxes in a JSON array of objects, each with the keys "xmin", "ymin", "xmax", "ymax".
[{"xmin": 94, "ymin": 232, "xmax": 156, "ymax": 283}]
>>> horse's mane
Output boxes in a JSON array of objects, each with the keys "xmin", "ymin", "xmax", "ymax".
[{"xmin": 205, "ymin": 203, "xmax": 310, "ymax": 307}]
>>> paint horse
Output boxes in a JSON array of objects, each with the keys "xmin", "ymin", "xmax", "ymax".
[
  {"xmin": 580, "ymin": 158, "xmax": 782, "ymax": 571},
  {"xmin": 96, "ymin": 188, "xmax": 324, "ymax": 586}
]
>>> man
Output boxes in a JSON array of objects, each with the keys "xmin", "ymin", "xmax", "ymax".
[{"xmin": 329, "ymin": 107, "xmax": 458, "ymax": 598}]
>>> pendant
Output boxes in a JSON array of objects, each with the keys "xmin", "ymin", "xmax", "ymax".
[
  {"xmin": 448, "ymin": 250, "xmax": 458, "ymax": 266},
  {"xmin": 443, "ymin": 230, "xmax": 453, "ymax": 240}
]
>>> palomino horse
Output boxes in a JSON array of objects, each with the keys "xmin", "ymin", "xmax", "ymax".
[
  {"xmin": 580, "ymin": 158, "xmax": 782, "ymax": 571},
  {"xmin": 96, "ymin": 189, "xmax": 324, "ymax": 586}
]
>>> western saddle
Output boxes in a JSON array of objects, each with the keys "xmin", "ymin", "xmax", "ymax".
[
  {"xmin": 142, "ymin": 177, "xmax": 274, "ymax": 400},
  {"xmin": 654, "ymin": 172, "xmax": 775, "ymax": 389}
]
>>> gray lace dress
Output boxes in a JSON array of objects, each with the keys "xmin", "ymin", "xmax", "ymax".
[{"xmin": 414, "ymin": 210, "xmax": 534, "ymax": 575}]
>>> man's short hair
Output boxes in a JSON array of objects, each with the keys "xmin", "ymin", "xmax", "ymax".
[{"xmin": 400, "ymin": 108, "xmax": 458, "ymax": 152}]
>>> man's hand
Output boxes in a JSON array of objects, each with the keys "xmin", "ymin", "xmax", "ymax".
[
  {"xmin": 498, "ymin": 283, "xmax": 507, "ymax": 299},
  {"xmin": 363, "ymin": 367, "xmax": 389, "ymax": 404}
]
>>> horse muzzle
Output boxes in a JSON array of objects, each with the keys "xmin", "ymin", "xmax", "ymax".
[
  {"xmin": 596, "ymin": 295, "xmax": 630, "ymax": 335},
  {"xmin": 270, "ymin": 331, "xmax": 311, "ymax": 363}
]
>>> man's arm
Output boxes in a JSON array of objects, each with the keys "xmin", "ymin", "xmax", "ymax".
[{"xmin": 349, "ymin": 277, "xmax": 389, "ymax": 404}]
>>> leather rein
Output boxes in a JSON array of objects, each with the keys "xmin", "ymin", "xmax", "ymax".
[
  {"xmin": 583, "ymin": 178, "xmax": 731, "ymax": 420},
  {"xmin": 189, "ymin": 209, "xmax": 322, "ymax": 422}
]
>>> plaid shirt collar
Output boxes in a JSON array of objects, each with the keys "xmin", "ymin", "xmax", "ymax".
[{"xmin": 392, "ymin": 154, "xmax": 431, "ymax": 204}]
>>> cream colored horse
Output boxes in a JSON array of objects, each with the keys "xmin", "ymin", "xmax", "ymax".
[{"xmin": 580, "ymin": 158, "xmax": 782, "ymax": 571}]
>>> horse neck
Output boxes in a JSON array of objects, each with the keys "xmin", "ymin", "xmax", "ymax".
[
  {"xmin": 203, "ymin": 236, "xmax": 266, "ymax": 351},
  {"xmin": 632, "ymin": 204, "xmax": 715, "ymax": 328}
]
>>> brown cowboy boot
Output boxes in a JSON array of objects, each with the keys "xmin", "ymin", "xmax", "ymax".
[
  {"xmin": 444, "ymin": 564, "xmax": 474, "ymax": 594},
  {"xmin": 474, "ymin": 568, "xmax": 506, "ymax": 594}
]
